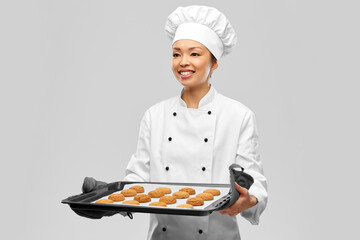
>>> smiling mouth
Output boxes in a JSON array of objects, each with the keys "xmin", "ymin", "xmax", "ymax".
[
  {"xmin": 179, "ymin": 71, "xmax": 195, "ymax": 77},
  {"xmin": 179, "ymin": 71, "xmax": 194, "ymax": 75}
]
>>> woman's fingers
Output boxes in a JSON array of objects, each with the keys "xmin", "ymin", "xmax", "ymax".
[
  {"xmin": 218, "ymin": 184, "xmax": 252, "ymax": 216},
  {"xmin": 218, "ymin": 209, "xmax": 227, "ymax": 214},
  {"xmin": 235, "ymin": 182, "xmax": 247, "ymax": 195},
  {"xmin": 218, "ymin": 208, "xmax": 232, "ymax": 215}
]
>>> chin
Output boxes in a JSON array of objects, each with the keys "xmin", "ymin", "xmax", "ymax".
[{"xmin": 178, "ymin": 80, "xmax": 195, "ymax": 88}]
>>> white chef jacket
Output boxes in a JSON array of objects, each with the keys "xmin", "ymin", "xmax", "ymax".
[{"xmin": 124, "ymin": 85, "xmax": 268, "ymax": 240}]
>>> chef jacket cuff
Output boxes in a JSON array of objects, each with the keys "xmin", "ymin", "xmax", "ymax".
[
  {"xmin": 240, "ymin": 187, "xmax": 266, "ymax": 225},
  {"xmin": 123, "ymin": 172, "xmax": 147, "ymax": 182}
]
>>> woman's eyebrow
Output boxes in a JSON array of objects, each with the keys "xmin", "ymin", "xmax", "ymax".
[{"xmin": 173, "ymin": 47, "xmax": 203, "ymax": 51}]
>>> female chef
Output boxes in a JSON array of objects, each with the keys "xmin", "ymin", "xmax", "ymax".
[{"xmin": 122, "ymin": 5, "xmax": 268, "ymax": 240}]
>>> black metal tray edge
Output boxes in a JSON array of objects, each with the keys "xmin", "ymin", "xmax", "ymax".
[{"xmin": 62, "ymin": 181, "xmax": 231, "ymax": 216}]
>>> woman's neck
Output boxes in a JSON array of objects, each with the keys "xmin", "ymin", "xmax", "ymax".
[{"xmin": 181, "ymin": 83, "xmax": 210, "ymax": 109}]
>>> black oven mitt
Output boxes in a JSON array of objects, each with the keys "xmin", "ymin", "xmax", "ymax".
[
  {"xmin": 82, "ymin": 177, "xmax": 108, "ymax": 193},
  {"xmin": 217, "ymin": 164, "xmax": 254, "ymax": 210},
  {"xmin": 71, "ymin": 177, "xmax": 129, "ymax": 219}
]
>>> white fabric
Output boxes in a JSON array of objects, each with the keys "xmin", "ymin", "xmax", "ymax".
[
  {"xmin": 124, "ymin": 85, "xmax": 268, "ymax": 240},
  {"xmin": 165, "ymin": 5, "xmax": 237, "ymax": 59},
  {"xmin": 172, "ymin": 22, "xmax": 223, "ymax": 60}
]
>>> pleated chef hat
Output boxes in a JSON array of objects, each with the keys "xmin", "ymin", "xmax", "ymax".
[{"xmin": 165, "ymin": 5, "xmax": 237, "ymax": 60}]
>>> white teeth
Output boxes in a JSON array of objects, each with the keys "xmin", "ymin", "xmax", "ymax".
[{"xmin": 180, "ymin": 71, "xmax": 193, "ymax": 75}]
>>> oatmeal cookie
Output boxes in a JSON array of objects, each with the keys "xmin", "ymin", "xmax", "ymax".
[
  {"xmin": 179, "ymin": 187, "xmax": 196, "ymax": 195},
  {"xmin": 95, "ymin": 199, "xmax": 114, "ymax": 204},
  {"xmin": 148, "ymin": 190, "xmax": 165, "ymax": 198},
  {"xmin": 121, "ymin": 189, "xmax": 137, "ymax": 197},
  {"xmin": 177, "ymin": 204, "xmax": 194, "ymax": 209},
  {"xmin": 203, "ymin": 189, "xmax": 221, "ymax": 196},
  {"xmin": 156, "ymin": 187, "xmax": 172, "ymax": 194},
  {"xmin": 134, "ymin": 194, "xmax": 151, "ymax": 203},
  {"xmin": 159, "ymin": 195, "xmax": 177, "ymax": 204},
  {"xmin": 108, "ymin": 193, "xmax": 125, "ymax": 202},
  {"xmin": 196, "ymin": 193, "xmax": 214, "ymax": 201},
  {"xmin": 186, "ymin": 197, "xmax": 204, "ymax": 206},
  {"xmin": 172, "ymin": 191, "xmax": 190, "ymax": 199},
  {"xmin": 129, "ymin": 185, "xmax": 145, "ymax": 193},
  {"xmin": 149, "ymin": 202, "xmax": 167, "ymax": 207},
  {"xmin": 122, "ymin": 200, "xmax": 140, "ymax": 205}
]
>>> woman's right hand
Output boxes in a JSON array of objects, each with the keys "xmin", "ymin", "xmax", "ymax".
[
  {"xmin": 72, "ymin": 177, "xmax": 128, "ymax": 219},
  {"xmin": 82, "ymin": 177, "xmax": 108, "ymax": 193}
]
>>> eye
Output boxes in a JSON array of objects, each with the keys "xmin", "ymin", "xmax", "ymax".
[
  {"xmin": 191, "ymin": 52, "xmax": 200, "ymax": 56},
  {"xmin": 173, "ymin": 53, "xmax": 180, "ymax": 57}
]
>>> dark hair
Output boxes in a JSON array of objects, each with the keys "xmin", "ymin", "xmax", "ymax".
[
  {"xmin": 211, "ymin": 53, "xmax": 217, "ymax": 65},
  {"xmin": 210, "ymin": 53, "xmax": 217, "ymax": 78}
]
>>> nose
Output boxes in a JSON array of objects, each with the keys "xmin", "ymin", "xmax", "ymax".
[{"xmin": 180, "ymin": 55, "xmax": 189, "ymax": 67}]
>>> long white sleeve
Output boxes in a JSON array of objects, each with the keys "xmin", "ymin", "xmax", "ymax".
[
  {"xmin": 236, "ymin": 110, "xmax": 268, "ymax": 225},
  {"xmin": 123, "ymin": 110, "xmax": 151, "ymax": 182}
]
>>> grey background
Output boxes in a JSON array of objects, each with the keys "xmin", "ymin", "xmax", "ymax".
[{"xmin": 1, "ymin": 0, "xmax": 359, "ymax": 239}]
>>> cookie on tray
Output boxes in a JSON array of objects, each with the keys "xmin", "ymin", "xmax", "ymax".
[
  {"xmin": 203, "ymin": 189, "xmax": 221, "ymax": 196},
  {"xmin": 95, "ymin": 199, "xmax": 114, "ymax": 204},
  {"xmin": 177, "ymin": 204, "xmax": 194, "ymax": 209},
  {"xmin": 159, "ymin": 196, "xmax": 177, "ymax": 204},
  {"xmin": 149, "ymin": 202, "xmax": 167, "ymax": 207},
  {"xmin": 156, "ymin": 187, "xmax": 172, "ymax": 194},
  {"xmin": 179, "ymin": 187, "xmax": 196, "ymax": 195},
  {"xmin": 148, "ymin": 190, "xmax": 165, "ymax": 198},
  {"xmin": 134, "ymin": 194, "xmax": 151, "ymax": 203},
  {"xmin": 172, "ymin": 191, "xmax": 190, "ymax": 199},
  {"xmin": 130, "ymin": 185, "xmax": 145, "ymax": 193},
  {"xmin": 196, "ymin": 193, "xmax": 214, "ymax": 201},
  {"xmin": 121, "ymin": 189, "xmax": 137, "ymax": 197},
  {"xmin": 108, "ymin": 193, "xmax": 125, "ymax": 202},
  {"xmin": 122, "ymin": 200, "xmax": 140, "ymax": 205},
  {"xmin": 186, "ymin": 197, "xmax": 204, "ymax": 206}
]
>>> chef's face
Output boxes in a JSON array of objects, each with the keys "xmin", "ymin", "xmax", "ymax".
[{"xmin": 172, "ymin": 39, "xmax": 218, "ymax": 88}]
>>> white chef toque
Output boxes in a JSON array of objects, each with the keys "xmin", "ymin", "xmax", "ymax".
[{"xmin": 165, "ymin": 5, "xmax": 237, "ymax": 60}]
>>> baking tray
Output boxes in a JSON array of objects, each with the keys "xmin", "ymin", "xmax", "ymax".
[{"xmin": 62, "ymin": 181, "xmax": 232, "ymax": 217}]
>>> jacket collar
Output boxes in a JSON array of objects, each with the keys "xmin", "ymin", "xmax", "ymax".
[{"xmin": 179, "ymin": 84, "xmax": 216, "ymax": 109}]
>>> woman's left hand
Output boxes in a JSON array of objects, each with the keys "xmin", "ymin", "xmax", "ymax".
[{"xmin": 218, "ymin": 182, "xmax": 258, "ymax": 217}]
